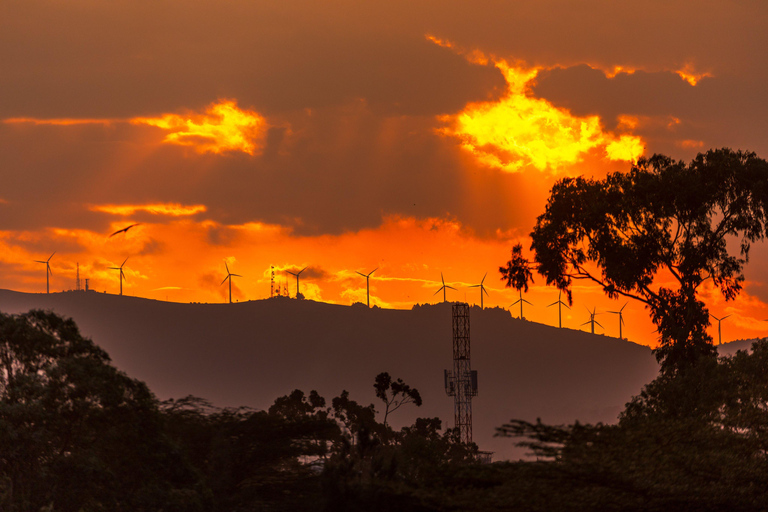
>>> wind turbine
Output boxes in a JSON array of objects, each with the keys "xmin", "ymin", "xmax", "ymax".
[
  {"xmin": 286, "ymin": 266, "xmax": 307, "ymax": 299},
  {"xmin": 608, "ymin": 303, "xmax": 628, "ymax": 339},
  {"xmin": 710, "ymin": 313, "xmax": 731, "ymax": 345},
  {"xmin": 221, "ymin": 261, "xmax": 242, "ymax": 303},
  {"xmin": 35, "ymin": 252, "xmax": 55, "ymax": 294},
  {"xmin": 547, "ymin": 290, "xmax": 570, "ymax": 328},
  {"xmin": 469, "ymin": 273, "xmax": 490, "ymax": 309},
  {"xmin": 511, "ymin": 290, "xmax": 533, "ymax": 320},
  {"xmin": 356, "ymin": 267, "xmax": 378, "ymax": 308},
  {"xmin": 434, "ymin": 273, "xmax": 456, "ymax": 303},
  {"xmin": 109, "ymin": 257, "xmax": 129, "ymax": 296},
  {"xmin": 581, "ymin": 307, "xmax": 603, "ymax": 334}
]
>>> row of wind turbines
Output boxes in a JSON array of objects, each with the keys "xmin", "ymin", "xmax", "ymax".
[{"xmin": 34, "ymin": 253, "xmax": 733, "ymax": 343}]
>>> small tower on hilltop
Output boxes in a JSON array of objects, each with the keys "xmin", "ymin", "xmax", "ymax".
[
  {"xmin": 444, "ymin": 302, "xmax": 478, "ymax": 445},
  {"xmin": 76, "ymin": 263, "xmax": 81, "ymax": 291},
  {"xmin": 270, "ymin": 266, "xmax": 275, "ymax": 298}
]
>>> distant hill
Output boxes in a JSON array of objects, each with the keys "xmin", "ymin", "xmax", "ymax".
[
  {"xmin": 0, "ymin": 289, "xmax": 659, "ymax": 460},
  {"xmin": 718, "ymin": 337, "xmax": 767, "ymax": 356}
]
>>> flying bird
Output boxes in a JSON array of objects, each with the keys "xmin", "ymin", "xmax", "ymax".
[{"xmin": 109, "ymin": 223, "xmax": 141, "ymax": 238}]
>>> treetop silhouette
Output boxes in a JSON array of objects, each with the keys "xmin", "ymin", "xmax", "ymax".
[{"xmin": 503, "ymin": 148, "xmax": 768, "ymax": 372}]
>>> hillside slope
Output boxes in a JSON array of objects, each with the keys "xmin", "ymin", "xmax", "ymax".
[{"xmin": 0, "ymin": 289, "xmax": 659, "ymax": 460}]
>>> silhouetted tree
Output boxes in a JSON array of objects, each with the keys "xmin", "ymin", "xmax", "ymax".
[
  {"xmin": 496, "ymin": 339, "xmax": 768, "ymax": 511},
  {"xmin": 374, "ymin": 372, "xmax": 423, "ymax": 427},
  {"xmin": 502, "ymin": 149, "xmax": 768, "ymax": 373},
  {"xmin": 499, "ymin": 243, "xmax": 535, "ymax": 293},
  {"xmin": 0, "ymin": 310, "xmax": 204, "ymax": 512}
]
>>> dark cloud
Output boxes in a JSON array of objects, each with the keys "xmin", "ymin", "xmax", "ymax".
[
  {"xmin": 533, "ymin": 66, "xmax": 768, "ymax": 159},
  {"xmin": 0, "ymin": 2, "xmax": 504, "ymax": 119},
  {"xmin": 138, "ymin": 238, "xmax": 164, "ymax": 256}
]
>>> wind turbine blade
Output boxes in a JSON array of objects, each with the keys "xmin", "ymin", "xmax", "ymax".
[
  {"xmin": 35, "ymin": 260, "xmax": 46, "ymax": 264},
  {"xmin": 440, "ymin": 272, "xmax": 445, "ymax": 285},
  {"xmin": 620, "ymin": 302, "xmax": 628, "ymax": 312},
  {"xmin": 523, "ymin": 299, "xmax": 533, "ymax": 305},
  {"xmin": 446, "ymin": 285, "xmax": 457, "ymax": 291},
  {"xmin": 47, "ymin": 252, "xmax": 56, "ymax": 262},
  {"xmin": 595, "ymin": 321, "xmax": 604, "ymax": 329},
  {"xmin": 225, "ymin": 261, "xmax": 230, "ymax": 273},
  {"xmin": 469, "ymin": 284, "xmax": 480, "ymax": 288},
  {"xmin": 299, "ymin": 266, "xmax": 307, "ymax": 275},
  {"xmin": 121, "ymin": 257, "xmax": 129, "ymax": 267},
  {"xmin": 356, "ymin": 271, "xmax": 367, "ymax": 278},
  {"xmin": 580, "ymin": 321, "xmax": 590, "ymax": 327},
  {"xmin": 231, "ymin": 273, "xmax": 242, "ymax": 277},
  {"xmin": 481, "ymin": 272, "xmax": 487, "ymax": 284},
  {"xmin": 370, "ymin": 267, "xmax": 378, "ymax": 276},
  {"xmin": 482, "ymin": 287, "xmax": 489, "ymax": 296},
  {"xmin": 221, "ymin": 276, "xmax": 229, "ymax": 285},
  {"xmin": 548, "ymin": 301, "xmax": 558, "ymax": 307},
  {"xmin": 433, "ymin": 287, "xmax": 443, "ymax": 296},
  {"xmin": 563, "ymin": 303, "xmax": 571, "ymax": 310},
  {"xmin": 723, "ymin": 315, "xmax": 731, "ymax": 320}
]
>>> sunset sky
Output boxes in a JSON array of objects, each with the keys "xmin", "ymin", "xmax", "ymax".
[{"xmin": 2, "ymin": 0, "xmax": 768, "ymax": 347}]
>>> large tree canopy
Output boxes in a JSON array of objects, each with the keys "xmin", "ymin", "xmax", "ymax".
[{"xmin": 505, "ymin": 148, "xmax": 768, "ymax": 372}]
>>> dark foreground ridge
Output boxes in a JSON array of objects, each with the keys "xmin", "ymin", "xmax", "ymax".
[{"xmin": 0, "ymin": 289, "xmax": 658, "ymax": 460}]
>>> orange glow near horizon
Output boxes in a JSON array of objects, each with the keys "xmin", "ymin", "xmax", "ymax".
[
  {"xmin": 3, "ymin": 215, "xmax": 768, "ymax": 349},
  {"xmin": 431, "ymin": 38, "xmax": 645, "ymax": 172},
  {"xmin": 131, "ymin": 100, "xmax": 268, "ymax": 155}
]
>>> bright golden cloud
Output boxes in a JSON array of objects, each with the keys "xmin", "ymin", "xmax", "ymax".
[
  {"xmin": 132, "ymin": 100, "xmax": 267, "ymax": 155},
  {"xmin": 90, "ymin": 203, "xmax": 207, "ymax": 216},
  {"xmin": 431, "ymin": 39, "xmax": 644, "ymax": 172},
  {"xmin": 676, "ymin": 63, "xmax": 713, "ymax": 86}
]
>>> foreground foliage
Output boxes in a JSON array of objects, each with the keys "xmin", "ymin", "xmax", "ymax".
[{"xmin": 6, "ymin": 309, "xmax": 768, "ymax": 511}]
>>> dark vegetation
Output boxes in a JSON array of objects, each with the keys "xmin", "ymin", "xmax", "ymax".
[{"xmin": 4, "ymin": 149, "xmax": 768, "ymax": 510}]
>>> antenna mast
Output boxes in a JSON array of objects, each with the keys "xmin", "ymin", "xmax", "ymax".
[
  {"xmin": 76, "ymin": 263, "xmax": 81, "ymax": 291},
  {"xmin": 270, "ymin": 266, "xmax": 275, "ymax": 298},
  {"xmin": 444, "ymin": 302, "xmax": 478, "ymax": 445}
]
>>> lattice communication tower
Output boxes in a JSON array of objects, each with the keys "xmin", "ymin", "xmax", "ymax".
[{"xmin": 444, "ymin": 302, "xmax": 478, "ymax": 445}]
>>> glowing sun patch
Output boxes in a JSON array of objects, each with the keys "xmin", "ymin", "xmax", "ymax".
[{"xmin": 431, "ymin": 38, "xmax": 644, "ymax": 172}]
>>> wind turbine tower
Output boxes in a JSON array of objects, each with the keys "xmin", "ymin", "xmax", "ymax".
[
  {"xmin": 35, "ymin": 252, "xmax": 55, "ymax": 294},
  {"xmin": 547, "ymin": 290, "xmax": 570, "ymax": 328},
  {"xmin": 581, "ymin": 307, "xmax": 603, "ymax": 334},
  {"xmin": 270, "ymin": 266, "xmax": 275, "ymax": 298},
  {"xmin": 710, "ymin": 313, "xmax": 731, "ymax": 345},
  {"xmin": 109, "ymin": 258, "xmax": 129, "ymax": 296},
  {"xmin": 286, "ymin": 266, "xmax": 307, "ymax": 299},
  {"xmin": 608, "ymin": 303, "xmax": 628, "ymax": 339},
  {"xmin": 356, "ymin": 267, "xmax": 378, "ymax": 307},
  {"xmin": 444, "ymin": 302, "xmax": 478, "ymax": 445},
  {"xmin": 76, "ymin": 263, "xmax": 81, "ymax": 291},
  {"xmin": 434, "ymin": 273, "xmax": 456, "ymax": 303},
  {"xmin": 221, "ymin": 261, "xmax": 242, "ymax": 303},
  {"xmin": 511, "ymin": 290, "xmax": 533, "ymax": 320},
  {"xmin": 469, "ymin": 273, "xmax": 489, "ymax": 309}
]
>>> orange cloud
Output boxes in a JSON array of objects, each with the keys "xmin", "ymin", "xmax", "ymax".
[
  {"xmin": 676, "ymin": 63, "xmax": 713, "ymax": 86},
  {"xmin": 90, "ymin": 203, "xmax": 207, "ymax": 216},
  {"xmin": 131, "ymin": 99, "xmax": 268, "ymax": 155},
  {"xmin": 3, "ymin": 117, "xmax": 118, "ymax": 126},
  {"xmin": 438, "ymin": 56, "xmax": 644, "ymax": 172},
  {"xmin": 676, "ymin": 139, "xmax": 705, "ymax": 149}
]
